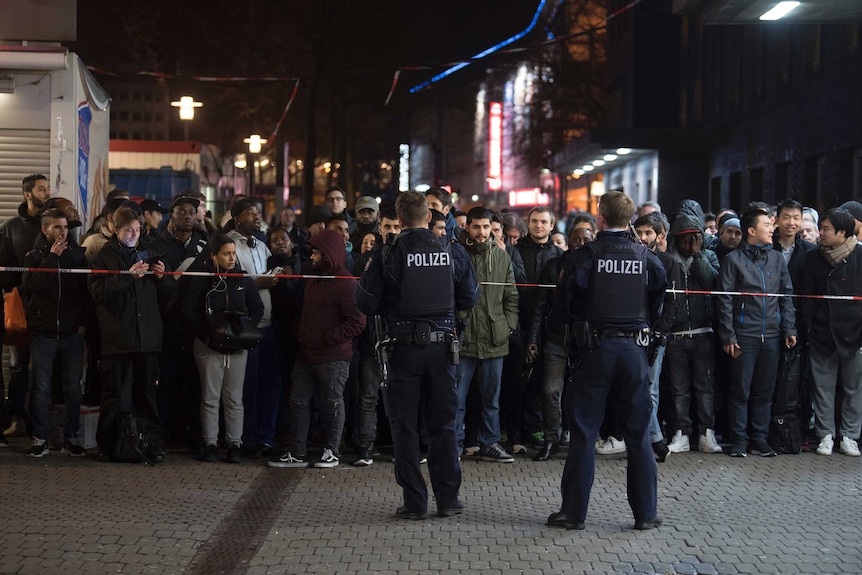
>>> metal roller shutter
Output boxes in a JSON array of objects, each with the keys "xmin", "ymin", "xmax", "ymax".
[{"xmin": 0, "ymin": 129, "xmax": 51, "ymax": 223}]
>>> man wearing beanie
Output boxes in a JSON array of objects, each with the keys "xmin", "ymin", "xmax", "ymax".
[
  {"xmin": 839, "ymin": 200, "xmax": 862, "ymax": 243},
  {"xmin": 269, "ymin": 229, "xmax": 365, "ymax": 468},
  {"xmin": 227, "ymin": 198, "xmax": 281, "ymax": 458},
  {"xmin": 714, "ymin": 216, "xmax": 742, "ymax": 265}
]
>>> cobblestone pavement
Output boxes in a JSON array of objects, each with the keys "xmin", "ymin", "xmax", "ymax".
[{"xmin": 1, "ymin": 438, "xmax": 860, "ymax": 575}]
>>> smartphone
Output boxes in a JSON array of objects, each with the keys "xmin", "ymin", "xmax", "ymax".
[{"xmin": 145, "ymin": 255, "xmax": 162, "ymax": 267}]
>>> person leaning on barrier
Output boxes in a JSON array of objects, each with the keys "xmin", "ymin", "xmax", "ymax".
[
  {"xmin": 88, "ymin": 207, "xmax": 176, "ymax": 462},
  {"xmin": 549, "ymin": 191, "xmax": 666, "ymax": 531},
  {"xmin": 355, "ymin": 191, "xmax": 479, "ymax": 520}
]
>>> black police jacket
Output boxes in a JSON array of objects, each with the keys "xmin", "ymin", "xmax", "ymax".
[
  {"xmin": 354, "ymin": 227, "xmax": 478, "ymax": 332},
  {"xmin": 555, "ymin": 231, "xmax": 667, "ymax": 331}
]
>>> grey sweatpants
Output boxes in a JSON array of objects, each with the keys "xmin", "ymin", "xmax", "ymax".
[
  {"xmin": 194, "ymin": 338, "xmax": 248, "ymax": 447},
  {"xmin": 810, "ymin": 344, "xmax": 862, "ymax": 440}
]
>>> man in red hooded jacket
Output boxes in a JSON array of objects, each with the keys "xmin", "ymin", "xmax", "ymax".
[{"xmin": 269, "ymin": 229, "xmax": 366, "ymax": 468}]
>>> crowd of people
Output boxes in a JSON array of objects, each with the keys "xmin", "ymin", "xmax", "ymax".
[{"xmin": 1, "ymin": 174, "xmax": 860, "ymax": 481}]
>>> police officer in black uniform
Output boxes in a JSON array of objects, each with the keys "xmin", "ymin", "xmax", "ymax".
[
  {"xmin": 355, "ymin": 191, "xmax": 478, "ymax": 520},
  {"xmin": 548, "ymin": 191, "xmax": 667, "ymax": 531}
]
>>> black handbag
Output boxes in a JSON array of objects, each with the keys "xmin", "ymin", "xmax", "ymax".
[
  {"xmin": 112, "ymin": 413, "xmax": 153, "ymax": 464},
  {"xmin": 205, "ymin": 291, "xmax": 262, "ymax": 353}
]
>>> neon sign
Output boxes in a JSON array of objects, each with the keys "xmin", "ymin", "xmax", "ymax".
[{"xmin": 488, "ymin": 102, "xmax": 503, "ymax": 191}]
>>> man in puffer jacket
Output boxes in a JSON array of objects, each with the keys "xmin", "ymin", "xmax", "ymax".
[
  {"xmin": 716, "ymin": 206, "xmax": 797, "ymax": 458},
  {"xmin": 455, "ymin": 207, "xmax": 519, "ymax": 463},
  {"xmin": 270, "ymin": 229, "xmax": 365, "ymax": 469}
]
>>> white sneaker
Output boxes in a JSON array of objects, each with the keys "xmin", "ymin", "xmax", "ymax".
[
  {"xmin": 463, "ymin": 445, "xmax": 480, "ymax": 456},
  {"xmin": 595, "ymin": 436, "xmax": 626, "ymax": 455},
  {"xmin": 816, "ymin": 434, "xmax": 833, "ymax": 456},
  {"xmin": 839, "ymin": 436, "xmax": 860, "ymax": 457},
  {"xmin": 698, "ymin": 429, "xmax": 723, "ymax": 453},
  {"xmin": 667, "ymin": 430, "xmax": 690, "ymax": 453}
]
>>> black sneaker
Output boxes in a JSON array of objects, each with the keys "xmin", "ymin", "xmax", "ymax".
[
  {"xmin": 478, "ymin": 442, "xmax": 515, "ymax": 463},
  {"xmin": 353, "ymin": 447, "xmax": 374, "ymax": 467},
  {"xmin": 729, "ymin": 442, "xmax": 747, "ymax": 458},
  {"xmin": 267, "ymin": 451, "xmax": 307, "ymax": 468},
  {"xmin": 226, "ymin": 444, "xmax": 242, "ymax": 464},
  {"xmin": 438, "ymin": 500, "xmax": 464, "ymax": 517},
  {"xmin": 394, "ymin": 506, "xmax": 427, "ymax": 520},
  {"xmin": 61, "ymin": 437, "xmax": 87, "ymax": 457},
  {"xmin": 197, "ymin": 444, "xmax": 219, "ymax": 463},
  {"xmin": 27, "ymin": 438, "xmax": 49, "ymax": 457},
  {"xmin": 652, "ymin": 440, "xmax": 670, "ymax": 463},
  {"xmin": 0, "ymin": 435, "xmax": 10, "ymax": 448},
  {"xmin": 751, "ymin": 442, "xmax": 777, "ymax": 457},
  {"xmin": 260, "ymin": 444, "xmax": 279, "ymax": 459},
  {"xmin": 149, "ymin": 447, "xmax": 166, "ymax": 463}
]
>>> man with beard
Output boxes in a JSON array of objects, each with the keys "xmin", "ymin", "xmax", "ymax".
[
  {"xmin": 1, "ymin": 174, "xmax": 51, "ymax": 437},
  {"xmin": 455, "ymin": 207, "xmax": 519, "ymax": 463},
  {"xmin": 349, "ymin": 196, "xmax": 379, "ymax": 248},
  {"xmin": 269, "ymin": 229, "xmax": 365, "ymax": 468},
  {"xmin": 150, "ymin": 195, "xmax": 210, "ymax": 450},
  {"xmin": 227, "ymin": 198, "xmax": 281, "ymax": 458},
  {"xmin": 20, "ymin": 209, "xmax": 91, "ymax": 457}
]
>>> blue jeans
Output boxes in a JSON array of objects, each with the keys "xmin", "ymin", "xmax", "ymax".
[
  {"xmin": 729, "ymin": 335, "xmax": 780, "ymax": 446},
  {"xmin": 242, "ymin": 325, "xmax": 282, "ymax": 447},
  {"xmin": 29, "ymin": 333, "xmax": 85, "ymax": 441},
  {"xmin": 455, "ymin": 356, "xmax": 504, "ymax": 448},
  {"xmin": 647, "ymin": 344, "xmax": 666, "ymax": 443}
]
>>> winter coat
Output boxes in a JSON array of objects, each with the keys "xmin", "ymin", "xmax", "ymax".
[
  {"xmin": 88, "ymin": 237, "xmax": 176, "ymax": 355},
  {"xmin": 716, "ymin": 243, "xmax": 796, "ymax": 345},
  {"xmin": 179, "ymin": 259, "xmax": 264, "ymax": 348},
  {"xmin": 297, "ymin": 229, "xmax": 365, "ymax": 365},
  {"xmin": 457, "ymin": 233, "xmax": 519, "ymax": 359},
  {"xmin": 515, "ymin": 235, "xmax": 562, "ymax": 328},
  {"xmin": 799, "ymin": 246, "xmax": 862, "ymax": 359},
  {"xmin": 21, "ymin": 234, "xmax": 91, "ymax": 338},
  {"xmin": 771, "ymin": 229, "xmax": 817, "ymax": 306},
  {"xmin": 0, "ymin": 202, "xmax": 41, "ymax": 275}
]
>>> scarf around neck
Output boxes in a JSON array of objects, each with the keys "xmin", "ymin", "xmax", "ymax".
[{"xmin": 821, "ymin": 235, "xmax": 857, "ymax": 268}]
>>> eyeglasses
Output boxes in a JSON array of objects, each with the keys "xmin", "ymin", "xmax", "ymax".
[{"xmin": 327, "ymin": 196, "xmax": 345, "ymax": 203}]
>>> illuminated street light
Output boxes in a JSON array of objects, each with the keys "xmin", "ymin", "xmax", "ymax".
[
  {"xmin": 603, "ymin": 154, "xmax": 618, "ymax": 162},
  {"xmin": 244, "ymin": 135, "xmax": 267, "ymax": 154},
  {"xmin": 170, "ymin": 96, "xmax": 202, "ymax": 140},
  {"xmin": 171, "ymin": 95, "xmax": 202, "ymax": 120},
  {"xmin": 616, "ymin": 148, "xmax": 632, "ymax": 155}
]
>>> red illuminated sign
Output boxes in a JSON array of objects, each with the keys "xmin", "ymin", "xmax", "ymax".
[
  {"xmin": 488, "ymin": 102, "xmax": 503, "ymax": 191},
  {"xmin": 508, "ymin": 188, "xmax": 550, "ymax": 207}
]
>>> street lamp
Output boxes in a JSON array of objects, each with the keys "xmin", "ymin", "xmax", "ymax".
[
  {"xmin": 170, "ymin": 96, "xmax": 202, "ymax": 141},
  {"xmin": 243, "ymin": 135, "xmax": 268, "ymax": 195}
]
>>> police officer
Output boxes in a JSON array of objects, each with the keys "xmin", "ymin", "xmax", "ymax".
[
  {"xmin": 355, "ymin": 191, "xmax": 478, "ymax": 520},
  {"xmin": 548, "ymin": 191, "xmax": 667, "ymax": 531}
]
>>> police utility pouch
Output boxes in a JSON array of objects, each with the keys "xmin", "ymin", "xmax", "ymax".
[
  {"xmin": 412, "ymin": 322, "xmax": 431, "ymax": 347},
  {"xmin": 447, "ymin": 335, "xmax": 460, "ymax": 365}
]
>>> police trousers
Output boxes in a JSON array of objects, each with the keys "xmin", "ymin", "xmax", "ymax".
[
  {"xmin": 560, "ymin": 337, "xmax": 657, "ymax": 523},
  {"xmin": 383, "ymin": 342, "xmax": 461, "ymax": 513}
]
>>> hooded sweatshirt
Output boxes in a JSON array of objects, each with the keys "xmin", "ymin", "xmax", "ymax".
[
  {"xmin": 668, "ymin": 213, "xmax": 719, "ymax": 332},
  {"xmin": 298, "ymin": 229, "xmax": 366, "ymax": 365}
]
